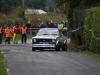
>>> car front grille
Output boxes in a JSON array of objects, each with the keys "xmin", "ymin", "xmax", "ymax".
[
  {"xmin": 36, "ymin": 39, "xmax": 53, "ymax": 44},
  {"xmin": 36, "ymin": 39, "xmax": 52, "ymax": 42}
]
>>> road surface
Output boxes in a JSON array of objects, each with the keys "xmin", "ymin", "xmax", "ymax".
[{"xmin": 0, "ymin": 39, "xmax": 100, "ymax": 75}]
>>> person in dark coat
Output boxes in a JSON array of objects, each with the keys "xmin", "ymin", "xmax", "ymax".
[
  {"xmin": 50, "ymin": 21, "xmax": 54, "ymax": 28},
  {"xmin": 53, "ymin": 22, "xmax": 58, "ymax": 28},
  {"xmin": 46, "ymin": 22, "xmax": 51, "ymax": 28},
  {"xmin": 26, "ymin": 21, "xmax": 31, "ymax": 34},
  {"xmin": 40, "ymin": 22, "xmax": 45, "ymax": 28}
]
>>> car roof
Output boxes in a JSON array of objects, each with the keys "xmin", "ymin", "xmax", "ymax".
[{"xmin": 40, "ymin": 28, "xmax": 58, "ymax": 30}]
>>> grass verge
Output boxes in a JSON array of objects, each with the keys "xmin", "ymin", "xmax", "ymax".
[
  {"xmin": 0, "ymin": 51, "xmax": 8, "ymax": 75},
  {"xmin": 80, "ymin": 51, "xmax": 100, "ymax": 59}
]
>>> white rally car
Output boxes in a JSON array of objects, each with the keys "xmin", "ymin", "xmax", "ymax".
[{"xmin": 31, "ymin": 28, "xmax": 67, "ymax": 51}]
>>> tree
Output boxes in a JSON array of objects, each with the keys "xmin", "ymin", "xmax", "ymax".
[
  {"xmin": 0, "ymin": 0, "xmax": 22, "ymax": 14},
  {"xmin": 25, "ymin": 0, "xmax": 46, "ymax": 10},
  {"xmin": 53, "ymin": 0, "xmax": 100, "ymax": 46}
]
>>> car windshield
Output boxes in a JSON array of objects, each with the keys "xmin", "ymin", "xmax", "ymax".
[{"xmin": 36, "ymin": 28, "xmax": 59, "ymax": 36}]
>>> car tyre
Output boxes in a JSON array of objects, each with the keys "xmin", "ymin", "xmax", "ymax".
[
  {"xmin": 55, "ymin": 44, "xmax": 60, "ymax": 51},
  {"xmin": 32, "ymin": 47, "xmax": 36, "ymax": 51},
  {"xmin": 62, "ymin": 43, "xmax": 67, "ymax": 51}
]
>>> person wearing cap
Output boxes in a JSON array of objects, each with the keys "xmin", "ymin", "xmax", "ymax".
[
  {"xmin": 13, "ymin": 23, "xmax": 20, "ymax": 44},
  {"xmin": 21, "ymin": 24, "xmax": 27, "ymax": 44},
  {"xmin": 0, "ymin": 25, "xmax": 3, "ymax": 44},
  {"xmin": 5, "ymin": 24, "xmax": 12, "ymax": 44}
]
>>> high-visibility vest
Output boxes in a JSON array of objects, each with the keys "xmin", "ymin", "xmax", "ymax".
[
  {"xmin": 0, "ymin": 27, "xmax": 2, "ymax": 34},
  {"xmin": 21, "ymin": 27, "xmax": 27, "ymax": 34},
  {"xmin": 5, "ymin": 27, "xmax": 12, "ymax": 38},
  {"xmin": 58, "ymin": 24, "xmax": 63, "ymax": 29}
]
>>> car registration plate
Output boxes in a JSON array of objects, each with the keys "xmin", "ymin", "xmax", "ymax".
[{"xmin": 39, "ymin": 42, "xmax": 48, "ymax": 44}]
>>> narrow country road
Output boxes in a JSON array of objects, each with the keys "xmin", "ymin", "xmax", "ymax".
[{"xmin": 0, "ymin": 39, "xmax": 100, "ymax": 75}]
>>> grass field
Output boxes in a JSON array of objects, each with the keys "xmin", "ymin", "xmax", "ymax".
[
  {"xmin": 80, "ymin": 51, "xmax": 100, "ymax": 59},
  {"xmin": 0, "ymin": 51, "xmax": 8, "ymax": 75}
]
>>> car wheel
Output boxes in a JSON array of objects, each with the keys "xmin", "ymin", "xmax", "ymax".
[
  {"xmin": 55, "ymin": 44, "xmax": 60, "ymax": 51},
  {"xmin": 55, "ymin": 47, "xmax": 60, "ymax": 51},
  {"xmin": 55, "ymin": 43, "xmax": 60, "ymax": 51},
  {"xmin": 62, "ymin": 43, "xmax": 67, "ymax": 51},
  {"xmin": 32, "ymin": 47, "xmax": 36, "ymax": 51}
]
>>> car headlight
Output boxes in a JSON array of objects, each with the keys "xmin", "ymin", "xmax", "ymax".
[
  {"xmin": 52, "ymin": 39, "xmax": 55, "ymax": 43},
  {"xmin": 33, "ymin": 39, "xmax": 36, "ymax": 42}
]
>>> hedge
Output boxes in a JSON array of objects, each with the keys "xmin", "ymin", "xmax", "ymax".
[{"xmin": 84, "ymin": 7, "xmax": 100, "ymax": 53}]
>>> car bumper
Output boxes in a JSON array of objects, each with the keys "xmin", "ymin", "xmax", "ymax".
[{"xmin": 32, "ymin": 44, "xmax": 56, "ymax": 48}]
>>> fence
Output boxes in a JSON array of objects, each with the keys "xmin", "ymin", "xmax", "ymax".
[
  {"xmin": 68, "ymin": 26, "xmax": 100, "ymax": 41},
  {"xmin": 2, "ymin": 27, "xmax": 100, "ymax": 41}
]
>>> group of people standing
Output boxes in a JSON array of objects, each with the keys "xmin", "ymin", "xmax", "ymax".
[
  {"xmin": 32, "ymin": 21, "xmax": 68, "ymax": 36},
  {"xmin": 0, "ymin": 23, "xmax": 28, "ymax": 44},
  {"xmin": 0, "ymin": 21, "xmax": 68, "ymax": 44}
]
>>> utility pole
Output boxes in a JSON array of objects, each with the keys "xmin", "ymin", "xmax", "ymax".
[{"xmin": 22, "ymin": 0, "xmax": 24, "ymax": 8}]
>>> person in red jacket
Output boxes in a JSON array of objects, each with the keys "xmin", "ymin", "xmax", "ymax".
[
  {"xmin": 0, "ymin": 25, "xmax": 3, "ymax": 44},
  {"xmin": 13, "ymin": 23, "xmax": 20, "ymax": 44},
  {"xmin": 5, "ymin": 25, "xmax": 12, "ymax": 44},
  {"xmin": 21, "ymin": 24, "xmax": 27, "ymax": 44}
]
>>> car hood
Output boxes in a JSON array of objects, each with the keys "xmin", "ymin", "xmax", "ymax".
[{"xmin": 32, "ymin": 35, "xmax": 59, "ymax": 39}]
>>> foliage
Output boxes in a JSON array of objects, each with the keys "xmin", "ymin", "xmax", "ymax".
[
  {"xmin": 10, "ymin": 6, "xmax": 27, "ymax": 26},
  {"xmin": 71, "ymin": 9, "xmax": 84, "ymax": 45},
  {"xmin": 80, "ymin": 0, "xmax": 100, "ymax": 9},
  {"xmin": 53, "ymin": 0, "xmax": 100, "ymax": 53},
  {"xmin": 0, "ymin": 51, "xmax": 8, "ymax": 75},
  {"xmin": 25, "ymin": 0, "xmax": 46, "ymax": 10},
  {"xmin": 0, "ymin": 6, "xmax": 27, "ymax": 29},
  {"xmin": 84, "ymin": 7, "xmax": 100, "ymax": 53},
  {"xmin": 0, "ymin": 14, "xmax": 8, "ymax": 28},
  {"xmin": 0, "ymin": 0, "xmax": 55, "ymax": 14},
  {"xmin": 26, "ymin": 13, "xmax": 66, "ymax": 26},
  {"xmin": 0, "ymin": 0, "xmax": 22, "ymax": 14}
]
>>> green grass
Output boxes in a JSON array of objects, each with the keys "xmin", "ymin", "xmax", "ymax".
[
  {"xmin": 80, "ymin": 51, "xmax": 100, "ymax": 59},
  {"xmin": 0, "ymin": 51, "xmax": 8, "ymax": 75}
]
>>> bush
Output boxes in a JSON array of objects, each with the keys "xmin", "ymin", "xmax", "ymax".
[
  {"xmin": 26, "ymin": 13, "xmax": 67, "ymax": 26},
  {"xmin": 84, "ymin": 7, "xmax": 100, "ymax": 53},
  {"xmin": 0, "ymin": 6, "xmax": 27, "ymax": 28},
  {"xmin": 0, "ymin": 14, "xmax": 8, "ymax": 28}
]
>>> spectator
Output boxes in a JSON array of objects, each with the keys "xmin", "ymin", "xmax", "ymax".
[
  {"xmin": 5, "ymin": 24, "xmax": 12, "ymax": 44},
  {"xmin": 0, "ymin": 25, "xmax": 3, "ymax": 44},
  {"xmin": 65, "ymin": 21, "xmax": 68, "ymax": 27},
  {"xmin": 40, "ymin": 22, "xmax": 45, "ymax": 28},
  {"xmin": 53, "ymin": 22, "xmax": 58, "ymax": 28},
  {"xmin": 58, "ymin": 22, "xmax": 63, "ymax": 29},
  {"xmin": 46, "ymin": 22, "xmax": 51, "ymax": 28},
  {"xmin": 21, "ymin": 24, "xmax": 27, "ymax": 44},
  {"xmin": 62, "ymin": 24, "xmax": 68, "ymax": 37},
  {"xmin": 13, "ymin": 23, "xmax": 20, "ymax": 44},
  {"xmin": 26, "ymin": 21, "xmax": 31, "ymax": 34},
  {"xmin": 50, "ymin": 21, "xmax": 54, "ymax": 28}
]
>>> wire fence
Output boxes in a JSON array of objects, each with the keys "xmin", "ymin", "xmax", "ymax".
[{"xmin": 68, "ymin": 26, "xmax": 100, "ymax": 40}]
